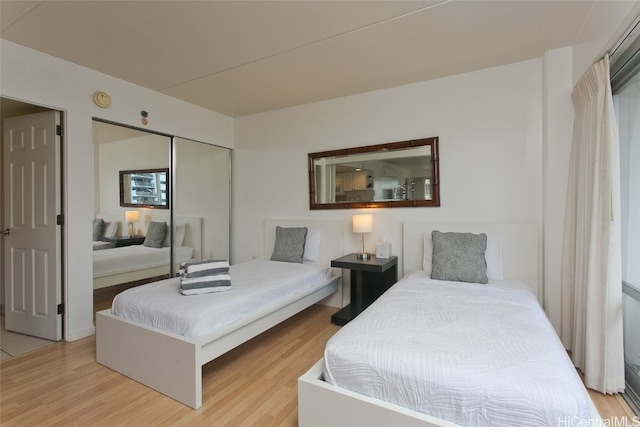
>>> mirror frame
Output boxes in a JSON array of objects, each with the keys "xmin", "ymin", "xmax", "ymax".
[
  {"xmin": 308, "ymin": 137, "xmax": 439, "ymax": 210},
  {"xmin": 119, "ymin": 168, "xmax": 170, "ymax": 209}
]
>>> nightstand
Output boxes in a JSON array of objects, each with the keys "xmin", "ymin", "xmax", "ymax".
[
  {"xmin": 330, "ymin": 253, "xmax": 398, "ymax": 326},
  {"xmin": 101, "ymin": 235, "xmax": 145, "ymax": 247}
]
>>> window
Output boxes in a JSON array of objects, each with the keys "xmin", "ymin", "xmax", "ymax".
[{"xmin": 612, "ymin": 26, "xmax": 640, "ymax": 413}]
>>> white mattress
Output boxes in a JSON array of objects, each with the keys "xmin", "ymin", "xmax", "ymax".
[
  {"xmin": 323, "ymin": 271, "xmax": 595, "ymax": 426},
  {"xmin": 112, "ymin": 258, "xmax": 332, "ymax": 339},
  {"xmin": 93, "ymin": 245, "xmax": 193, "ymax": 278}
]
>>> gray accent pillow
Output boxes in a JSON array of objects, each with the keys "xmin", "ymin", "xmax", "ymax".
[
  {"xmin": 270, "ymin": 226, "xmax": 308, "ymax": 263},
  {"xmin": 92, "ymin": 218, "xmax": 105, "ymax": 241},
  {"xmin": 431, "ymin": 231, "xmax": 488, "ymax": 284},
  {"xmin": 144, "ymin": 221, "xmax": 167, "ymax": 248}
]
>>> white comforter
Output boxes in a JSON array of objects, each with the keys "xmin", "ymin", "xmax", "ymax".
[
  {"xmin": 323, "ymin": 271, "xmax": 595, "ymax": 426},
  {"xmin": 93, "ymin": 245, "xmax": 193, "ymax": 278},
  {"xmin": 112, "ymin": 258, "xmax": 332, "ymax": 338}
]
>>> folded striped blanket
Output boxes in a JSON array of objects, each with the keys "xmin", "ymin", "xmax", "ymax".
[
  {"xmin": 179, "ymin": 259, "xmax": 232, "ymax": 295},
  {"xmin": 179, "ymin": 259, "xmax": 230, "ymax": 278}
]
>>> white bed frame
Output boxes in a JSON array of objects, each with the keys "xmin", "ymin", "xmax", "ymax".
[
  {"xmin": 298, "ymin": 222, "xmax": 601, "ymax": 427},
  {"xmin": 96, "ymin": 219, "xmax": 343, "ymax": 409},
  {"xmin": 402, "ymin": 221, "xmax": 541, "ymax": 300},
  {"xmin": 93, "ymin": 214, "xmax": 203, "ymax": 289}
]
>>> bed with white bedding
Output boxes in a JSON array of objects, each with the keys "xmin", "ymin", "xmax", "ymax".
[
  {"xmin": 323, "ymin": 272, "xmax": 592, "ymax": 425},
  {"xmin": 94, "ymin": 245, "xmax": 193, "ymax": 285},
  {"xmin": 97, "ymin": 219, "xmax": 344, "ymax": 409},
  {"xmin": 92, "ymin": 214, "xmax": 201, "ymax": 289},
  {"xmin": 298, "ymin": 222, "xmax": 601, "ymax": 427},
  {"xmin": 112, "ymin": 258, "xmax": 332, "ymax": 338}
]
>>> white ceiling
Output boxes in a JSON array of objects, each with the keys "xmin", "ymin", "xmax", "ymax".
[{"xmin": 0, "ymin": 0, "xmax": 614, "ymax": 117}]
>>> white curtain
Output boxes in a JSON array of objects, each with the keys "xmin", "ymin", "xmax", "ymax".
[{"xmin": 561, "ymin": 55, "xmax": 625, "ymax": 394}]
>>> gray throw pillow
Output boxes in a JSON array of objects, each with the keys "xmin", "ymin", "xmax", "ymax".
[
  {"xmin": 144, "ymin": 221, "xmax": 167, "ymax": 248},
  {"xmin": 92, "ymin": 218, "xmax": 105, "ymax": 241},
  {"xmin": 270, "ymin": 226, "xmax": 308, "ymax": 263},
  {"xmin": 431, "ymin": 231, "xmax": 488, "ymax": 284}
]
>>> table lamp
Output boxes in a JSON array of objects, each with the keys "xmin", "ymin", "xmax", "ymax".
[
  {"xmin": 353, "ymin": 214, "xmax": 373, "ymax": 260},
  {"xmin": 125, "ymin": 211, "xmax": 139, "ymax": 237}
]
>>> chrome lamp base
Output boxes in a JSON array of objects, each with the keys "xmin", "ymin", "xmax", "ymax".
[{"xmin": 357, "ymin": 232, "xmax": 371, "ymax": 260}]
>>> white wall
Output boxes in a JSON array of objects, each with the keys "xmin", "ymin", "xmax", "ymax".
[
  {"xmin": 234, "ymin": 58, "xmax": 551, "ymax": 306},
  {"xmin": 1, "ymin": 39, "xmax": 234, "ymax": 341},
  {"xmin": 542, "ymin": 47, "xmax": 574, "ymax": 332}
]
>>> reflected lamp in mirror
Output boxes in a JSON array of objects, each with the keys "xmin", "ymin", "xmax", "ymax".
[
  {"xmin": 308, "ymin": 137, "xmax": 439, "ymax": 210},
  {"xmin": 120, "ymin": 168, "xmax": 170, "ymax": 209},
  {"xmin": 353, "ymin": 214, "xmax": 373, "ymax": 260},
  {"xmin": 125, "ymin": 210, "xmax": 139, "ymax": 237}
]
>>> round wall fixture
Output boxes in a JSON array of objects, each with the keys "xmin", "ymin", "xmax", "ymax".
[{"xmin": 93, "ymin": 91, "xmax": 111, "ymax": 108}]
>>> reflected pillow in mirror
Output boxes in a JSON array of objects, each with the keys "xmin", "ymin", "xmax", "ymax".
[
  {"xmin": 144, "ymin": 221, "xmax": 167, "ymax": 248},
  {"xmin": 271, "ymin": 226, "xmax": 307, "ymax": 263},
  {"xmin": 102, "ymin": 221, "xmax": 118, "ymax": 239},
  {"xmin": 162, "ymin": 223, "xmax": 186, "ymax": 247},
  {"xmin": 303, "ymin": 227, "xmax": 321, "ymax": 262},
  {"xmin": 92, "ymin": 218, "xmax": 104, "ymax": 241},
  {"xmin": 430, "ymin": 231, "xmax": 488, "ymax": 284}
]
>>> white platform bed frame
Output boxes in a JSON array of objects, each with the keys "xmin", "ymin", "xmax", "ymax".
[
  {"xmin": 93, "ymin": 214, "xmax": 203, "ymax": 290},
  {"xmin": 97, "ymin": 219, "xmax": 343, "ymax": 409},
  {"xmin": 298, "ymin": 221, "xmax": 602, "ymax": 427}
]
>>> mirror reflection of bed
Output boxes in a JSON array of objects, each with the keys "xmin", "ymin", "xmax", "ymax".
[{"xmin": 92, "ymin": 213, "xmax": 202, "ymax": 289}]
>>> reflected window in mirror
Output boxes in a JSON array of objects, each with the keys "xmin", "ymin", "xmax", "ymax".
[
  {"xmin": 308, "ymin": 137, "xmax": 439, "ymax": 209},
  {"xmin": 120, "ymin": 168, "xmax": 169, "ymax": 209}
]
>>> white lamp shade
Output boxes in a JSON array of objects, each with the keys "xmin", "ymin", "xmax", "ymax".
[
  {"xmin": 125, "ymin": 211, "xmax": 139, "ymax": 223},
  {"xmin": 352, "ymin": 214, "xmax": 373, "ymax": 233}
]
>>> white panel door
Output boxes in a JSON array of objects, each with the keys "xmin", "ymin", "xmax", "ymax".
[{"xmin": 3, "ymin": 111, "xmax": 62, "ymax": 341}]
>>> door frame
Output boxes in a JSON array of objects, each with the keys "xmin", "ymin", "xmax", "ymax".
[{"xmin": 0, "ymin": 96, "xmax": 66, "ymax": 340}]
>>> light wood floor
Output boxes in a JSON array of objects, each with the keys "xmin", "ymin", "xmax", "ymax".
[
  {"xmin": 1, "ymin": 302, "xmax": 636, "ymax": 426},
  {"xmin": 1, "ymin": 304, "xmax": 340, "ymax": 426}
]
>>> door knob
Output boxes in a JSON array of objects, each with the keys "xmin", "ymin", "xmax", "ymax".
[{"xmin": 1, "ymin": 228, "xmax": 10, "ymax": 236}]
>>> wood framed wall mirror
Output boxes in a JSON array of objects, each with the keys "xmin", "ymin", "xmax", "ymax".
[
  {"xmin": 308, "ymin": 137, "xmax": 439, "ymax": 209},
  {"xmin": 119, "ymin": 168, "xmax": 169, "ymax": 209}
]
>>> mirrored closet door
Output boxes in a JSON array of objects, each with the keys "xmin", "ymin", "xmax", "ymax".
[
  {"xmin": 92, "ymin": 120, "xmax": 231, "ymax": 294},
  {"xmin": 173, "ymin": 137, "xmax": 231, "ymax": 264}
]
